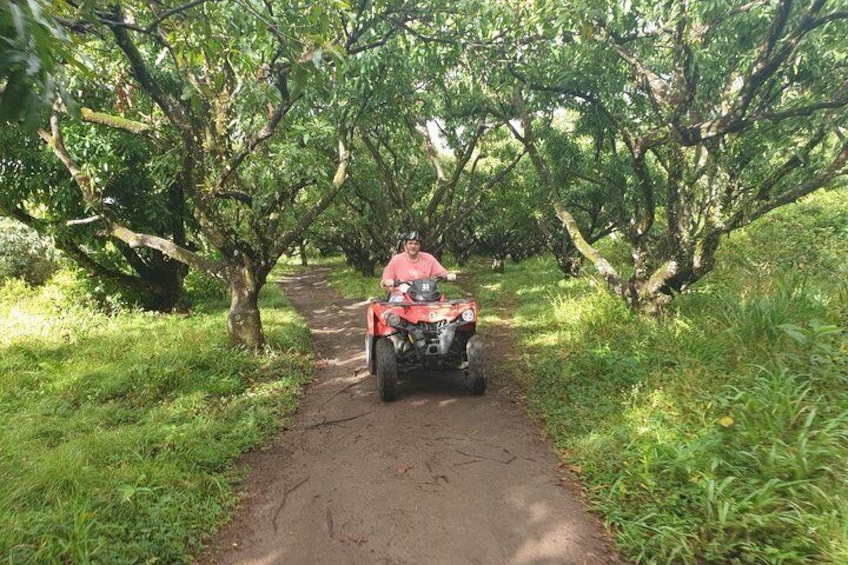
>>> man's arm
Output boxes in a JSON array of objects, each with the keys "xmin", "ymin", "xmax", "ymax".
[
  {"xmin": 428, "ymin": 254, "xmax": 455, "ymax": 280},
  {"xmin": 381, "ymin": 255, "xmax": 398, "ymax": 289}
]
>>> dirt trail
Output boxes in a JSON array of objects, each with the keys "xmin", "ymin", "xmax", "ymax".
[{"xmin": 204, "ymin": 267, "xmax": 624, "ymax": 565}]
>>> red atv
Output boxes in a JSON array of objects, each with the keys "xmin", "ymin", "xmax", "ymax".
[{"xmin": 365, "ymin": 276, "xmax": 487, "ymax": 401}]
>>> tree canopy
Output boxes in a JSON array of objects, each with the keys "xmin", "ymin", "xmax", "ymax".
[
  {"xmin": 2, "ymin": 0, "xmax": 847, "ymax": 341},
  {"xmin": 496, "ymin": 0, "xmax": 848, "ymax": 312}
]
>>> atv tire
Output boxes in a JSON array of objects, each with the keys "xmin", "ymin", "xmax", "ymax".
[
  {"xmin": 465, "ymin": 334, "xmax": 487, "ymax": 395},
  {"xmin": 375, "ymin": 337, "xmax": 398, "ymax": 401},
  {"xmin": 366, "ymin": 337, "xmax": 376, "ymax": 375}
]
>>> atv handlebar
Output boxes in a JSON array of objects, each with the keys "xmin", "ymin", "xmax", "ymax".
[{"xmin": 383, "ymin": 274, "xmax": 455, "ymax": 289}]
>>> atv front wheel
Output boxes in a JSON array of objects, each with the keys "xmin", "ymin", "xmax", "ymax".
[
  {"xmin": 465, "ymin": 334, "xmax": 487, "ymax": 395},
  {"xmin": 366, "ymin": 337, "xmax": 376, "ymax": 375},
  {"xmin": 375, "ymin": 337, "xmax": 398, "ymax": 401}
]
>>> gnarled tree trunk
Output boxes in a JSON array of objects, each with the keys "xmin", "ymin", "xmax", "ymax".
[{"xmin": 227, "ymin": 262, "xmax": 266, "ymax": 349}]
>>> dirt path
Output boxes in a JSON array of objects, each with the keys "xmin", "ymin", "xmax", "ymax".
[{"xmin": 203, "ymin": 267, "xmax": 624, "ymax": 565}]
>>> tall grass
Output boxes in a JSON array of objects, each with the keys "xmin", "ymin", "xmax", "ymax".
[
  {"xmin": 0, "ymin": 270, "xmax": 312, "ymax": 564},
  {"xmin": 451, "ymin": 189, "xmax": 848, "ymax": 564}
]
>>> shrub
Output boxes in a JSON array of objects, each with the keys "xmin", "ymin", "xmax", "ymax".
[
  {"xmin": 181, "ymin": 268, "xmax": 229, "ymax": 308},
  {"xmin": 0, "ymin": 218, "xmax": 60, "ymax": 286}
]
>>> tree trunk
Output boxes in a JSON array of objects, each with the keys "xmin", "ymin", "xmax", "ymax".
[
  {"xmin": 554, "ymin": 253, "xmax": 582, "ymax": 277},
  {"xmin": 141, "ymin": 259, "xmax": 187, "ymax": 311},
  {"xmin": 621, "ymin": 258, "xmax": 679, "ymax": 317},
  {"xmin": 299, "ymin": 241, "xmax": 308, "ymax": 266},
  {"xmin": 227, "ymin": 263, "xmax": 265, "ymax": 349},
  {"xmin": 551, "ymin": 234, "xmax": 582, "ymax": 277},
  {"xmin": 626, "ymin": 285, "xmax": 673, "ymax": 317},
  {"xmin": 359, "ymin": 260, "xmax": 376, "ymax": 278}
]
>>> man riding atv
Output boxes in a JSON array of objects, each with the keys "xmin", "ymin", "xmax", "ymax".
[
  {"xmin": 381, "ymin": 231, "xmax": 456, "ymax": 302},
  {"xmin": 366, "ymin": 230, "xmax": 486, "ymax": 401}
]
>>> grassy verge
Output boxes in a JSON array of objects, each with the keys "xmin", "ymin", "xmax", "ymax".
[
  {"xmin": 328, "ymin": 189, "xmax": 848, "ymax": 564},
  {"xmin": 489, "ymin": 190, "xmax": 848, "ymax": 564},
  {"xmin": 0, "ymin": 273, "xmax": 312, "ymax": 564}
]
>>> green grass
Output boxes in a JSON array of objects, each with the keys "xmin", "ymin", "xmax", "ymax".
[
  {"xmin": 3, "ymin": 188, "xmax": 846, "ymax": 564},
  {"xmin": 502, "ymin": 190, "xmax": 848, "ymax": 564},
  {"xmin": 0, "ymin": 273, "xmax": 312, "ymax": 564},
  {"xmin": 326, "ymin": 189, "xmax": 848, "ymax": 564}
]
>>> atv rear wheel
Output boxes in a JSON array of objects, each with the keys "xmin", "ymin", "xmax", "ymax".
[
  {"xmin": 375, "ymin": 337, "xmax": 398, "ymax": 401},
  {"xmin": 465, "ymin": 334, "xmax": 487, "ymax": 395}
]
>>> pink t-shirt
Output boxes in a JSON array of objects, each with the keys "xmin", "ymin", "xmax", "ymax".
[{"xmin": 381, "ymin": 252, "xmax": 448, "ymax": 285}]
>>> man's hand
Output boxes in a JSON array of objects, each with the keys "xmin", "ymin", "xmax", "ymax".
[
  {"xmin": 381, "ymin": 278, "xmax": 396, "ymax": 289},
  {"xmin": 445, "ymin": 273, "xmax": 457, "ymax": 281}
]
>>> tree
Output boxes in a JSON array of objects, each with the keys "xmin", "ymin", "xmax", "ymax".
[
  {"xmin": 314, "ymin": 4, "xmax": 525, "ymax": 272},
  {"xmin": 33, "ymin": 0, "xmax": 432, "ymax": 347},
  {"xmin": 0, "ymin": 0, "xmax": 75, "ymax": 126},
  {"xmin": 2, "ymin": 5, "xmax": 191, "ymax": 309},
  {"xmin": 499, "ymin": 0, "xmax": 848, "ymax": 313},
  {"xmin": 503, "ymin": 112, "xmax": 620, "ymax": 276},
  {"xmin": 454, "ymin": 134, "xmax": 545, "ymax": 271},
  {"xmin": 308, "ymin": 157, "xmax": 396, "ymax": 277},
  {"xmin": 1, "ymin": 118, "xmax": 191, "ymax": 310}
]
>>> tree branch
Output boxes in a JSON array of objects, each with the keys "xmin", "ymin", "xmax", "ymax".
[
  {"xmin": 699, "ymin": 0, "xmax": 828, "ymax": 140},
  {"xmin": 511, "ymin": 87, "xmax": 626, "ymax": 293},
  {"xmin": 144, "ymin": 0, "xmax": 214, "ymax": 34},
  {"xmin": 683, "ymin": 92, "xmax": 848, "ymax": 144},
  {"xmin": 103, "ymin": 6, "xmax": 199, "ymax": 158},
  {"xmin": 272, "ymin": 130, "xmax": 353, "ymax": 257},
  {"xmin": 39, "ymin": 109, "xmax": 226, "ymax": 278},
  {"xmin": 728, "ymin": 137, "xmax": 848, "ymax": 230},
  {"xmin": 211, "ymin": 94, "xmax": 299, "ymax": 192},
  {"xmin": 362, "ymin": 128, "xmax": 406, "ymax": 209},
  {"xmin": 80, "ymin": 107, "xmax": 153, "ymax": 135}
]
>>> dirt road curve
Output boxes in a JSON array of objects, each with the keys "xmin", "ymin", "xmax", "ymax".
[{"xmin": 204, "ymin": 267, "xmax": 624, "ymax": 565}]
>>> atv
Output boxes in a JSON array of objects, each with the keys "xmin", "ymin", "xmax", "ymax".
[{"xmin": 365, "ymin": 276, "xmax": 487, "ymax": 401}]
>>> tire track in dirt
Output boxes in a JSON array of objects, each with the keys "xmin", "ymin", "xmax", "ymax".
[{"xmin": 203, "ymin": 266, "xmax": 624, "ymax": 565}]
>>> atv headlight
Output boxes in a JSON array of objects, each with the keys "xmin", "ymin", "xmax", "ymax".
[
  {"xmin": 461, "ymin": 309, "xmax": 475, "ymax": 322},
  {"xmin": 385, "ymin": 312, "xmax": 402, "ymax": 326}
]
